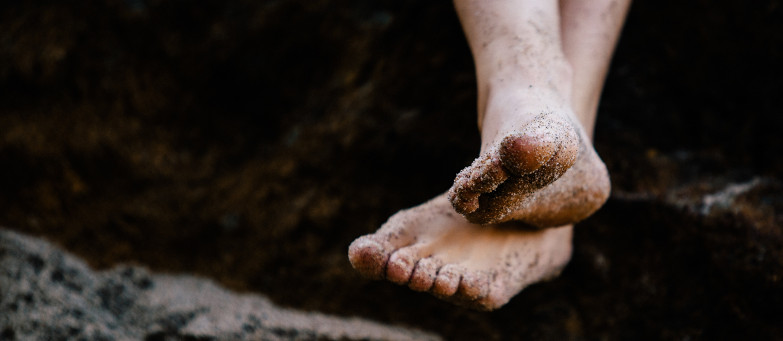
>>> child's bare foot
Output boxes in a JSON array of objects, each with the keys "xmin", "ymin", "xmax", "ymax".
[
  {"xmin": 347, "ymin": 0, "xmax": 629, "ymax": 311},
  {"xmin": 448, "ymin": 86, "xmax": 610, "ymax": 226},
  {"xmin": 447, "ymin": 86, "xmax": 610, "ymax": 226},
  {"xmin": 443, "ymin": 0, "xmax": 625, "ymax": 226},
  {"xmin": 348, "ymin": 195, "xmax": 572, "ymax": 311},
  {"xmin": 504, "ymin": 135, "xmax": 610, "ymax": 227}
]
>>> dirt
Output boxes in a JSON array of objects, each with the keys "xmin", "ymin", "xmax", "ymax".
[{"xmin": 1, "ymin": 0, "xmax": 782, "ymax": 339}]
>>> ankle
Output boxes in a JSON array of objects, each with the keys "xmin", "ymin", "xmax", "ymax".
[{"xmin": 477, "ymin": 59, "xmax": 573, "ymax": 131}]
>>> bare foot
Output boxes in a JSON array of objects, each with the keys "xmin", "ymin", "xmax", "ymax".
[
  {"xmin": 348, "ymin": 195, "xmax": 572, "ymax": 311},
  {"xmin": 448, "ymin": 85, "xmax": 609, "ymax": 226},
  {"xmin": 503, "ymin": 130, "xmax": 610, "ymax": 227},
  {"xmin": 348, "ymin": 0, "xmax": 627, "ymax": 312}
]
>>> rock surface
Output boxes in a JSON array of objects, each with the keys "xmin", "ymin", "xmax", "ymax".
[{"xmin": 0, "ymin": 229, "xmax": 440, "ymax": 341}]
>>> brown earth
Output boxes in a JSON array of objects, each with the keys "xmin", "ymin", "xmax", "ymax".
[{"xmin": 1, "ymin": 0, "xmax": 782, "ymax": 339}]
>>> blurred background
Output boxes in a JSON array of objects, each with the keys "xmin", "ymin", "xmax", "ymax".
[{"xmin": 1, "ymin": 0, "xmax": 781, "ymax": 339}]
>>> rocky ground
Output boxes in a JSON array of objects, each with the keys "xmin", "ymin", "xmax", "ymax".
[
  {"xmin": 0, "ymin": 229, "xmax": 440, "ymax": 340},
  {"xmin": 1, "ymin": 0, "xmax": 782, "ymax": 340}
]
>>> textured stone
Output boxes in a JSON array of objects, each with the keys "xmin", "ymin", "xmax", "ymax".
[{"xmin": 0, "ymin": 229, "xmax": 441, "ymax": 341}]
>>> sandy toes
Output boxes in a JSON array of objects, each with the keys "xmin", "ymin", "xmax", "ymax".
[{"xmin": 348, "ymin": 195, "xmax": 572, "ymax": 311}]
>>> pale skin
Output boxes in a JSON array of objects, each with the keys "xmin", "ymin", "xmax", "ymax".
[{"xmin": 349, "ymin": 0, "xmax": 631, "ymax": 310}]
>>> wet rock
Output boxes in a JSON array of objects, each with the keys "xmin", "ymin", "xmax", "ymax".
[{"xmin": 0, "ymin": 229, "xmax": 441, "ymax": 341}]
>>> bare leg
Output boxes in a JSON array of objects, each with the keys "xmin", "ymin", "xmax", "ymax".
[
  {"xmin": 502, "ymin": 0, "xmax": 630, "ymax": 225},
  {"xmin": 446, "ymin": 0, "xmax": 608, "ymax": 226},
  {"xmin": 561, "ymin": 0, "xmax": 631, "ymax": 134},
  {"xmin": 348, "ymin": 0, "xmax": 629, "ymax": 310}
]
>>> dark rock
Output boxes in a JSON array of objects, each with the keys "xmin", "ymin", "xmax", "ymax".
[{"xmin": 0, "ymin": 0, "xmax": 781, "ymax": 339}]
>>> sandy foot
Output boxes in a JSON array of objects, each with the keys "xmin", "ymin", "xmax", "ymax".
[
  {"xmin": 348, "ymin": 195, "xmax": 572, "ymax": 311},
  {"xmin": 447, "ymin": 88, "xmax": 609, "ymax": 226}
]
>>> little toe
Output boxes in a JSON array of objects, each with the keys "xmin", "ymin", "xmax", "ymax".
[
  {"xmin": 456, "ymin": 270, "xmax": 490, "ymax": 302},
  {"xmin": 409, "ymin": 257, "xmax": 443, "ymax": 292},
  {"xmin": 432, "ymin": 264, "xmax": 462, "ymax": 297},
  {"xmin": 475, "ymin": 282, "xmax": 511, "ymax": 311},
  {"xmin": 386, "ymin": 246, "xmax": 424, "ymax": 285},
  {"xmin": 348, "ymin": 235, "xmax": 393, "ymax": 280}
]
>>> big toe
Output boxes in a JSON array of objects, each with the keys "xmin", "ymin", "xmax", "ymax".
[
  {"xmin": 499, "ymin": 113, "xmax": 578, "ymax": 176},
  {"xmin": 348, "ymin": 236, "xmax": 391, "ymax": 280},
  {"xmin": 499, "ymin": 130, "xmax": 558, "ymax": 176}
]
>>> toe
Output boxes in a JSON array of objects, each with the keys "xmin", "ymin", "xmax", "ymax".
[
  {"xmin": 470, "ymin": 272, "xmax": 512, "ymax": 311},
  {"xmin": 499, "ymin": 130, "xmax": 558, "ymax": 176},
  {"xmin": 409, "ymin": 257, "xmax": 442, "ymax": 292},
  {"xmin": 448, "ymin": 154, "xmax": 510, "ymax": 215},
  {"xmin": 545, "ymin": 124, "xmax": 579, "ymax": 178},
  {"xmin": 525, "ymin": 116, "xmax": 579, "ymax": 185},
  {"xmin": 348, "ymin": 235, "xmax": 392, "ymax": 280},
  {"xmin": 475, "ymin": 287, "xmax": 511, "ymax": 311},
  {"xmin": 457, "ymin": 270, "xmax": 490, "ymax": 301},
  {"xmin": 499, "ymin": 112, "xmax": 580, "ymax": 177},
  {"xmin": 448, "ymin": 188, "xmax": 480, "ymax": 215},
  {"xmin": 432, "ymin": 264, "xmax": 462, "ymax": 297},
  {"xmin": 386, "ymin": 246, "xmax": 422, "ymax": 285},
  {"xmin": 524, "ymin": 134, "xmax": 578, "ymax": 188}
]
